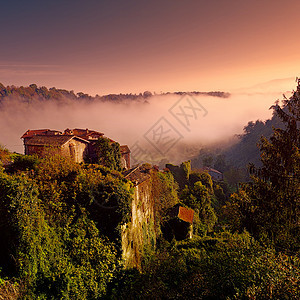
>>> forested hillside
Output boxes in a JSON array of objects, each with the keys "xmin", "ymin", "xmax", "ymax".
[
  {"xmin": 192, "ymin": 98, "xmax": 286, "ymax": 187},
  {"xmin": 224, "ymin": 113, "xmax": 284, "ymax": 168},
  {"xmin": 0, "ymin": 82, "xmax": 229, "ymax": 104}
]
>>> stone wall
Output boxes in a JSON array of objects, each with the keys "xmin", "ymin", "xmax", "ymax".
[
  {"xmin": 25, "ymin": 139, "xmax": 88, "ymax": 163},
  {"xmin": 121, "ymin": 178, "xmax": 156, "ymax": 269},
  {"xmin": 121, "ymin": 152, "xmax": 130, "ymax": 169},
  {"xmin": 61, "ymin": 139, "xmax": 89, "ymax": 163}
]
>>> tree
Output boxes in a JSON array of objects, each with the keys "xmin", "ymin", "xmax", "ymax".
[
  {"xmin": 181, "ymin": 181, "xmax": 217, "ymax": 235},
  {"xmin": 0, "ymin": 158, "xmax": 118, "ymax": 299},
  {"xmin": 0, "ymin": 145, "xmax": 10, "ymax": 166},
  {"xmin": 225, "ymin": 81, "xmax": 300, "ymax": 253},
  {"xmin": 94, "ymin": 137, "xmax": 122, "ymax": 171}
]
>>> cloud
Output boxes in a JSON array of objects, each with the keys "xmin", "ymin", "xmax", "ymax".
[{"xmin": 0, "ymin": 62, "xmax": 68, "ymax": 77}]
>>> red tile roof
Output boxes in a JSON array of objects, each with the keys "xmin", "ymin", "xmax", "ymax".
[
  {"xmin": 21, "ymin": 129, "xmax": 129, "ymax": 152},
  {"xmin": 21, "ymin": 129, "xmax": 62, "ymax": 139},
  {"xmin": 64, "ymin": 128, "xmax": 104, "ymax": 140}
]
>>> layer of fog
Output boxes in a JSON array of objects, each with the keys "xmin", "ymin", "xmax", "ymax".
[{"xmin": 0, "ymin": 88, "xmax": 293, "ymax": 165}]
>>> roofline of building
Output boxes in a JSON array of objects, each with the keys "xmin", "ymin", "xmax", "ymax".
[
  {"xmin": 21, "ymin": 129, "xmax": 61, "ymax": 139},
  {"xmin": 24, "ymin": 135, "xmax": 90, "ymax": 146}
]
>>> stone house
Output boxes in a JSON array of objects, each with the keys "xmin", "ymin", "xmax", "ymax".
[
  {"xmin": 23, "ymin": 134, "xmax": 90, "ymax": 163},
  {"xmin": 21, "ymin": 128, "xmax": 131, "ymax": 168}
]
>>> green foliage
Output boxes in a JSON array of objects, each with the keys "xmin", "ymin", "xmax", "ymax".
[
  {"xmin": 0, "ymin": 171, "xmax": 20, "ymax": 276},
  {"xmin": 224, "ymin": 84, "xmax": 300, "ymax": 254},
  {"xmin": 6, "ymin": 154, "xmax": 40, "ymax": 174},
  {"xmin": 108, "ymin": 231, "xmax": 300, "ymax": 299},
  {"xmin": 0, "ymin": 145, "xmax": 11, "ymax": 166},
  {"xmin": 0, "ymin": 83, "xmax": 299, "ymax": 298},
  {"xmin": 94, "ymin": 137, "xmax": 122, "ymax": 171},
  {"xmin": 36, "ymin": 153, "xmax": 79, "ymax": 182},
  {"xmin": 181, "ymin": 160, "xmax": 191, "ymax": 181},
  {"xmin": 166, "ymin": 164, "xmax": 220, "ymax": 236},
  {"xmin": 151, "ymin": 169, "xmax": 179, "ymax": 232},
  {"xmin": 107, "ymin": 245, "xmax": 199, "ymax": 300},
  {"xmin": 76, "ymin": 165, "xmax": 133, "ymax": 240},
  {"xmin": 0, "ymin": 155, "xmax": 126, "ymax": 299},
  {"xmin": 225, "ymin": 117, "xmax": 284, "ymax": 169},
  {"xmin": 179, "ymin": 231, "xmax": 300, "ymax": 299},
  {"xmin": 189, "ymin": 171, "xmax": 214, "ymax": 193},
  {"xmin": 34, "ymin": 155, "xmax": 132, "ymax": 241},
  {"xmin": 166, "ymin": 161, "xmax": 191, "ymax": 189},
  {"xmin": 180, "ymin": 181, "xmax": 217, "ymax": 236},
  {"xmin": 213, "ymin": 183, "xmax": 226, "ymax": 206}
]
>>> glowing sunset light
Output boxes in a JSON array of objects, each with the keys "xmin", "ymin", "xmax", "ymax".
[{"xmin": 0, "ymin": 0, "xmax": 299, "ymax": 95}]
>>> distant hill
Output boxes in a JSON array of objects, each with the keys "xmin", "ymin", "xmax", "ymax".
[
  {"xmin": 224, "ymin": 112, "xmax": 284, "ymax": 168},
  {"xmin": 192, "ymin": 109, "xmax": 284, "ymax": 169},
  {"xmin": 190, "ymin": 109, "xmax": 285, "ymax": 187},
  {"xmin": 0, "ymin": 83, "xmax": 230, "ymax": 104}
]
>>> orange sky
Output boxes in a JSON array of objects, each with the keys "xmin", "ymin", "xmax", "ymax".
[{"xmin": 1, "ymin": 0, "xmax": 299, "ymax": 94}]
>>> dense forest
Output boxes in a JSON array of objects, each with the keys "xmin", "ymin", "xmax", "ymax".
[
  {"xmin": 0, "ymin": 83, "xmax": 299, "ymax": 299},
  {"xmin": 0, "ymin": 83, "xmax": 230, "ymax": 104}
]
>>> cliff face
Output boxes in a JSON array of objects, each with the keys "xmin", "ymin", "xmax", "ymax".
[{"xmin": 121, "ymin": 178, "xmax": 156, "ymax": 269}]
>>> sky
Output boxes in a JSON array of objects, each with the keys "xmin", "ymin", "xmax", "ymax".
[{"xmin": 1, "ymin": 0, "xmax": 300, "ymax": 95}]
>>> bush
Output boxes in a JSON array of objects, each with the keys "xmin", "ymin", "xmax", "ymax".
[
  {"xmin": 108, "ymin": 231, "xmax": 300, "ymax": 299},
  {"xmin": 0, "ymin": 162, "xmax": 118, "ymax": 299},
  {"xmin": 6, "ymin": 154, "xmax": 39, "ymax": 174}
]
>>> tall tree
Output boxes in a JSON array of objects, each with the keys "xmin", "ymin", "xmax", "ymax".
[{"xmin": 225, "ymin": 80, "xmax": 300, "ymax": 253}]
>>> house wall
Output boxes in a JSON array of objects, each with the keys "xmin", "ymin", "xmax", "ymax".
[
  {"xmin": 121, "ymin": 153, "xmax": 130, "ymax": 169},
  {"xmin": 24, "ymin": 139, "xmax": 88, "ymax": 163},
  {"xmin": 23, "ymin": 134, "xmax": 130, "ymax": 167},
  {"xmin": 25, "ymin": 144, "xmax": 53, "ymax": 156},
  {"xmin": 61, "ymin": 140, "xmax": 89, "ymax": 163},
  {"xmin": 121, "ymin": 179, "xmax": 156, "ymax": 269}
]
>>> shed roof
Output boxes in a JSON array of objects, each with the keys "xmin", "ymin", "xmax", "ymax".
[
  {"xmin": 170, "ymin": 205, "xmax": 194, "ymax": 224},
  {"xmin": 178, "ymin": 206, "xmax": 194, "ymax": 224},
  {"xmin": 124, "ymin": 165, "xmax": 150, "ymax": 185}
]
